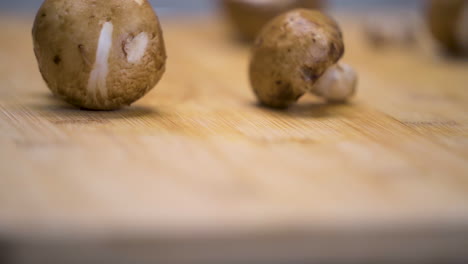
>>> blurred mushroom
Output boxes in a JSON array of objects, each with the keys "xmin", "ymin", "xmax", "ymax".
[
  {"xmin": 221, "ymin": 0, "xmax": 326, "ymax": 41},
  {"xmin": 427, "ymin": 0, "xmax": 468, "ymax": 56}
]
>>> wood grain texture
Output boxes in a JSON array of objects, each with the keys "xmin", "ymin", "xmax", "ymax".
[{"xmin": 0, "ymin": 13, "xmax": 468, "ymax": 263}]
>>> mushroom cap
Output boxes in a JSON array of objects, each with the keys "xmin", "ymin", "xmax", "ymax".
[
  {"xmin": 222, "ymin": 0, "xmax": 326, "ymax": 41},
  {"xmin": 32, "ymin": 0, "xmax": 167, "ymax": 110},
  {"xmin": 427, "ymin": 0, "xmax": 468, "ymax": 56},
  {"xmin": 249, "ymin": 9, "xmax": 344, "ymax": 108}
]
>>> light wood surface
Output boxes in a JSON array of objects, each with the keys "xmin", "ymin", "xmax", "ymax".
[{"xmin": 1, "ymin": 12, "xmax": 468, "ymax": 263}]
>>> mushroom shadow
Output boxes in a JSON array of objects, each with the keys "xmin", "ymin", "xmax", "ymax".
[
  {"xmin": 28, "ymin": 92, "xmax": 159, "ymax": 120},
  {"xmin": 250, "ymin": 97, "xmax": 351, "ymax": 119},
  {"xmin": 437, "ymin": 51, "xmax": 468, "ymax": 64}
]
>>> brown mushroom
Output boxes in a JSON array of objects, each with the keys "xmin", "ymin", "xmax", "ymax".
[
  {"xmin": 32, "ymin": 0, "xmax": 167, "ymax": 110},
  {"xmin": 249, "ymin": 9, "xmax": 346, "ymax": 108},
  {"xmin": 427, "ymin": 0, "xmax": 468, "ymax": 56}
]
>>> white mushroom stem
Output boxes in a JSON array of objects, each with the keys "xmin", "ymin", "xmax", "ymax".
[
  {"xmin": 87, "ymin": 21, "xmax": 113, "ymax": 102},
  {"xmin": 311, "ymin": 62, "xmax": 357, "ymax": 102}
]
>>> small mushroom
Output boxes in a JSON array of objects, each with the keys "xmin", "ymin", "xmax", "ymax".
[
  {"xmin": 221, "ymin": 0, "xmax": 326, "ymax": 41},
  {"xmin": 32, "ymin": 0, "xmax": 167, "ymax": 110},
  {"xmin": 249, "ymin": 9, "xmax": 347, "ymax": 108},
  {"xmin": 311, "ymin": 62, "xmax": 357, "ymax": 102},
  {"xmin": 427, "ymin": 0, "xmax": 468, "ymax": 56}
]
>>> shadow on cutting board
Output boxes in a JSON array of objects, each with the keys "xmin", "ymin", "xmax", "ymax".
[
  {"xmin": 251, "ymin": 99, "xmax": 354, "ymax": 119},
  {"xmin": 27, "ymin": 92, "xmax": 159, "ymax": 121}
]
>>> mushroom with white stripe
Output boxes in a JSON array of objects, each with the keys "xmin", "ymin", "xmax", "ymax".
[{"xmin": 32, "ymin": 0, "xmax": 166, "ymax": 110}]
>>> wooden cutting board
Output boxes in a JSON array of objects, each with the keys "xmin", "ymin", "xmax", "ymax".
[{"xmin": 0, "ymin": 12, "xmax": 468, "ymax": 263}]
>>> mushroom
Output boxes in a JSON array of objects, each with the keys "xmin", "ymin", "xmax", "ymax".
[
  {"xmin": 250, "ymin": 9, "xmax": 355, "ymax": 108},
  {"xmin": 427, "ymin": 0, "xmax": 468, "ymax": 56},
  {"xmin": 32, "ymin": 0, "xmax": 167, "ymax": 110},
  {"xmin": 221, "ymin": 0, "xmax": 326, "ymax": 41}
]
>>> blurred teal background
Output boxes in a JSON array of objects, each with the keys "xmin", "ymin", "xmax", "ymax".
[{"xmin": 0, "ymin": 0, "xmax": 421, "ymax": 13}]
